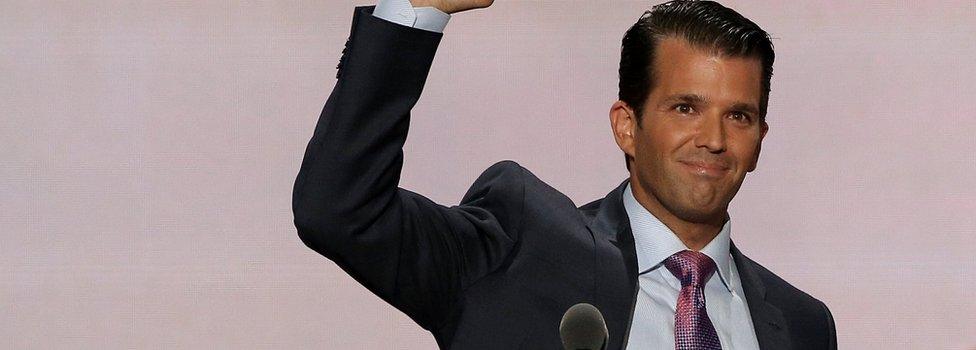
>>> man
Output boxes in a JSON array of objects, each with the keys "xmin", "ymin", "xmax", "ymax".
[{"xmin": 292, "ymin": 0, "xmax": 837, "ymax": 348}]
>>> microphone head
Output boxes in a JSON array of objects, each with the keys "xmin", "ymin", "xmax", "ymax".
[{"xmin": 559, "ymin": 303, "xmax": 608, "ymax": 350}]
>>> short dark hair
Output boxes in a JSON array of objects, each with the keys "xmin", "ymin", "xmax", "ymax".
[{"xmin": 618, "ymin": 0, "xmax": 774, "ymax": 171}]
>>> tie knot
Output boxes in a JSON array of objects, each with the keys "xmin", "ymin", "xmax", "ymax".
[{"xmin": 664, "ymin": 250, "xmax": 717, "ymax": 288}]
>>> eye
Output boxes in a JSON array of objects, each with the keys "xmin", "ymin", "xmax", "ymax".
[
  {"xmin": 674, "ymin": 104, "xmax": 694, "ymax": 115},
  {"xmin": 729, "ymin": 111, "xmax": 752, "ymax": 123}
]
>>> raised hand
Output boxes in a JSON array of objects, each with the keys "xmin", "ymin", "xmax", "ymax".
[{"xmin": 409, "ymin": 0, "xmax": 494, "ymax": 14}]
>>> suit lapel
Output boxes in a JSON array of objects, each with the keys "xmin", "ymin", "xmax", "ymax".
[
  {"xmin": 582, "ymin": 179, "xmax": 640, "ymax": 350},
  {"xmin": 731, "ymin": 242, "xmax": 792, "ymax": 350}
]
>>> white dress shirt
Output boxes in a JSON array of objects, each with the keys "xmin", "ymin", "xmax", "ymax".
[
  {"xmin": 624, "ymin": 181, "xmax": 760, "ymax": 349},
  {"xmin": 373, "ymin": 0, "xmax": 451, "ymax": 33},
  {"xmin": 370, "ymin": 2, "xmax": 760, "ymax": 348}
]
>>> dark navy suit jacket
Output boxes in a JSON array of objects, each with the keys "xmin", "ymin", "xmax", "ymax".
[{"xmin": 292, "ymin": 6, "xmax": 837, "ymax": 349}]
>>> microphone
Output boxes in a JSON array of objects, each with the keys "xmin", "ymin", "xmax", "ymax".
[{"xmin": 559, "ymin": 303, "xmax": 609, "ymax": 350}]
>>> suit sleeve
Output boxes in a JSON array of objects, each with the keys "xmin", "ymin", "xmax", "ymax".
[
  {"xmin": 292, "ymin": 6, "xmax": 523, "ymax": 330},
  {"xmin": 822, "ymin": 301, "xmax": 837, "ymax": 350}
]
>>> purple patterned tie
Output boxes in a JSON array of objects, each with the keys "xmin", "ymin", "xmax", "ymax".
[{"xmin": 664, "ymin": 250, "xmax": 722, "ymax": 350}]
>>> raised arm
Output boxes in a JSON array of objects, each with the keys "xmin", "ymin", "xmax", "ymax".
[{"xmin": 291, "ymin": 4, "xmax": 520, "ymax": 330}]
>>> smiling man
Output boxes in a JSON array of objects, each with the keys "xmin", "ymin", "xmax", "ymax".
[
  {"xmin": 293, "ymin": 1, "xmax": 836, "ymax": 349},
  {"xmin": 611, "ymin": 34, "xmax": 769, "ymax": 253}
]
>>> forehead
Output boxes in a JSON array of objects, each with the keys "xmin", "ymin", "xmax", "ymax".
[{"xmin": 650, "ymin": 37, "xmax": 763, "ymax": 105}]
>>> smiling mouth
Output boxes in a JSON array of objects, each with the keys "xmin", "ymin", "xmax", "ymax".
[{"xmin": 679, "ymin": 161, "xmax": 729, "ymax": 179}]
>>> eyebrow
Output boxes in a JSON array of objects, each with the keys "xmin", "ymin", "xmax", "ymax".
[
  {"xmin": 729, "ymin": 102, "xmax": 760, "ymax": 116},
  {"xmin": 662, "ymin": 93, "xmax": 760, "ymax": 116},
  {"xmin": 662, "ymin": 93, "xmax": 708, "ymax": 106}
]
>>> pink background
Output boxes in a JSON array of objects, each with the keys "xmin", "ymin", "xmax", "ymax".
[{"xmin": 3, "ymin": 1, "xmax": 975, "ymax": 348}]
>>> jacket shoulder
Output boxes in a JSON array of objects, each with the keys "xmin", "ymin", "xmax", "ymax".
[
  {"xmin": 460, "ymin": 160, "xmax": 583, "ymax": 238},
  {"xmin": 463, "ymin": 160, "xmax": 573, "ymax": 204},
  {"xmin": 461, "ymin": 160, "xmax": 526, "ymax": 204},
  {"xmin": 456, "ymin": 161, "xmax": 528, "ymax": 241},
  {"xmin": 742, "ymin": 253, "xmax": 827, "ymax": 307}
]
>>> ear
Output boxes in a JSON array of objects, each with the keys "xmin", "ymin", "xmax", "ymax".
[
  {"xmin": 609, "ymin": 100, "xmax": 638, "ymax": 159},
  {"xmin": 746, "ymin": 120, "xmax": 768, "ymax": 172}
]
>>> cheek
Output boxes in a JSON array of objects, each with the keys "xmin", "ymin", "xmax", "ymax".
[
  {"xmin": 634, "ymin": 137, "xmax": 666, "ymax": 168},
  {"xmin": 634, "ymin": 140, "xmax": 676, "ymax": 182},
  {"xmin": 730, "ymin": 140, "xmax": 761, "ymax": 173},
  {"xmin": 637, "ymin": 125, "xmax": 679, "ymax": 154}
]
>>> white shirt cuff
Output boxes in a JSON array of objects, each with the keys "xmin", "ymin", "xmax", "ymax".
[{"xmin": 373, "ymin": 0, "xmax": 451, "ymax": 33}]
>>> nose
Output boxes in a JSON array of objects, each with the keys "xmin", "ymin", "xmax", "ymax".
[{"xmin": 694, "ymin": 114, "xmax": 727, "ymax": 153}]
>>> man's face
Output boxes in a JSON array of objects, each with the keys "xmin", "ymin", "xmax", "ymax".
[{"xmin": 626, "ymin": 37, "xmax": 768, "ymax": 224}]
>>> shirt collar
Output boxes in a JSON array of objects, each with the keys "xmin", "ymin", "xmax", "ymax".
[{"xmin": 623, "ymin": 181, "xmax": 733, "ymax": 292}]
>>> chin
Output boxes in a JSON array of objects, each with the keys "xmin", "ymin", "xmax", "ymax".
[
  {"xmin": 678, "ymin": 209, "xmax": 720, "ymax": 224},
  {"xmin": 671, "ymin": 199, "xmax": 726, "ymax": 223}
]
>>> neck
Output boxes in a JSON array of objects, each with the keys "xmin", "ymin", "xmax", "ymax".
[{"xmin": 628, "ymin": 178, "xmax": 727, "ymax": 251}]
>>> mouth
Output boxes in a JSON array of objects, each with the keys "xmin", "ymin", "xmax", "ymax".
[{"xmin": 679, "ymin": 160, "xmax": 729, "ymax": 179}]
